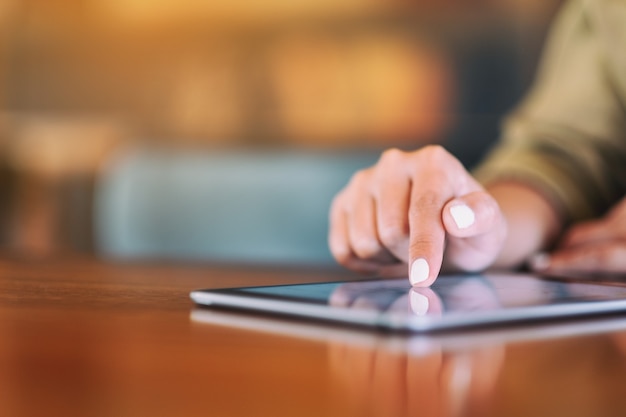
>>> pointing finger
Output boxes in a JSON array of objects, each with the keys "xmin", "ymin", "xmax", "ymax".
[{"xmin": 406, "ymin": 147, "xmax": 481, "ymax": 286}]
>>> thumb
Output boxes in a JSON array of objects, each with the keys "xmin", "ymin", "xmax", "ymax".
[
  {"xmin": 442, "ymin": 191, "xmax": 501, "ymax": 238},
  {"xmin": 441, "ymin": 191, "xmax": 506, "ymax": 272}
]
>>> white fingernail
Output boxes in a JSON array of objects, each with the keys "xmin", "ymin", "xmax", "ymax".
[
  {"xmin": 450, "ymin": 204, "xmax": 475, "ymax": 229},
  {"xmin": 409, "ymin": 290, "xmax": 430, "ymax": 316},
  {"xmin": 530, "ymin": 252, "xmax": 551, "ymax": 271},
  {"xmin": 410, "ymin": 258, "xmax": 429, "ymax": 285}
]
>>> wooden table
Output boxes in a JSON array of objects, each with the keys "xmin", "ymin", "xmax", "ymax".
[{"xmin": 1, "ymin": 257, "xmax": 625, "ymax": 417}]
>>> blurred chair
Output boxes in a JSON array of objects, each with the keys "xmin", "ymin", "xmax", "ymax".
[
  {"xmin": 95, "ymin": 148, "xmax": 377, "ymax": 266},
  {"xmin": 0, "ymin": 114, "xmax": 126, "ymax": 255}
]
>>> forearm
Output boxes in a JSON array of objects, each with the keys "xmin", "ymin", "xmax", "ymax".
[{"xmin": 487, "ymin": 182, "xmax": 563, "ymax": 269}]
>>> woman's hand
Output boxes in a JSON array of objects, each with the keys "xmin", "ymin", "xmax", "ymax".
[
  {"xmin": 329, "ymin": 146, "xmax": 507, "ymax": 286},
  {"xmin": 531, "ymin": 196, "xmax": 626, "ymax": 275}
]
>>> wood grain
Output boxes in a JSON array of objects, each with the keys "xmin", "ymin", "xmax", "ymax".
[{"xmin": 0, "ymin": 256, "xmax": 625, "ymax": 417}]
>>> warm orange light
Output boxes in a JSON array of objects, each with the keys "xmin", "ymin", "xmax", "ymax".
[
  {"xmin": 94, "ymin": 0, "xmax": 386, "ymax": 28},
  {"xmin": 268, "ymin": 34, "xmax": 454, "ymax": 147}
]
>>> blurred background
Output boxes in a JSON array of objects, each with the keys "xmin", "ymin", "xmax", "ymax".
[{"xmin": 0, "ymin": 0, "xmax": 562, "ymax": 265}]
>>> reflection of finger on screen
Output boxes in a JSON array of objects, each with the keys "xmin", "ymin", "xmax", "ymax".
[
  {"xmin": 445, "ymin": 277, "xmax": 501, "ymax": 311},
  {"xmin": 410, "ymin": 291, "xmax": 430, "ymax": 315},
  {"xmin": 330, "ymin": 280, "xmax": 410, "ymax": 310},
  {"xmin": 410, "ymin": 287, "xmax": 443, "ymax": 317}
]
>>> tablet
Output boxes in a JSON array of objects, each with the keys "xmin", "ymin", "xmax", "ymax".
[
  {"xmin": 191, "ymin": 309, "xmax": 626, "ymax": 353},
  {"xmin": 190, "ymin": 273, "xmax": 626, "ymax": 332}
]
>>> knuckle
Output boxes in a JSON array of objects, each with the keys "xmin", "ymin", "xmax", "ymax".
[
  {"xmin": 352, "ymin": 238, "xmax": 382, "ymax": 259},
  {"xmin": 417, "ymin": 145, "xmax": 450, "ymax": 162},
  {"xmin": 410, "ymin": 190, "xmax": 442, "ymax": 215},
  {"xmin": 348, "ymin": 169, "xmax": 371, "ymax": 189},
  {"xmin": 410, "ymin": 235, "xmax": 436, "ymax": 248},
  {"xmin": 482, "ymin": 195, "xmax": 500, "ymax": 224},
  {"xmin": 335, "ymin": 252, "xmax": 352, "ymax": 266},
  {"xmin": 379, "ymin": 148, "xmax": 406, "ymax": 164},
  {"xmin": 378, "ymin": 223, "xmax": 407, "ymax": 247},
  {"xmin": 330, "ymin": 242, "xmax": 352, "ymax": 265},
  {"xmin": 410, "ymin": 145, "xmax": 462, "ymax": 178}
]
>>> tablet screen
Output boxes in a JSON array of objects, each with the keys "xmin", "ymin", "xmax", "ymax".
[{"xmin": 190, "ymin": 273, "xmax": 626, "ymax": 331}]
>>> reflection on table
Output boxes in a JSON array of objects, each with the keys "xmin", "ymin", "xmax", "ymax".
[{"xmin": 2, "ymin": 258, "xmax": 626, "ymax": 417}]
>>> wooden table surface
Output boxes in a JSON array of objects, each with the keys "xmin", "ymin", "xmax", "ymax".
[{"xmin": 1, "ymin": 257, "xmax": 625, "ymax": 417}]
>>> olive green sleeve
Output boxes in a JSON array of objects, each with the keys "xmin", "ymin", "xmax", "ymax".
[{"xmin": 473, "ymin": 0, "xmax": 626, "ymax": 223}]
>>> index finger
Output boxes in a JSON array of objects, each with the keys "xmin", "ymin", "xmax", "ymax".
[{"xmin": 407, "ymin": 147, "xmax": 481, "ymax": 286}]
